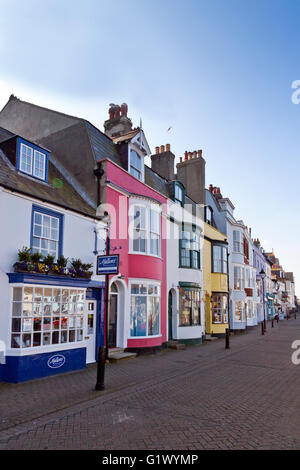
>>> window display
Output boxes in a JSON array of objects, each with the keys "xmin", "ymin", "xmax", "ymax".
[
  {"xmin": 179, "ymin": 289, "xmax": 201, "ymax": 326},
  {"xmin": 211, "ymin": 294, "xmax": 228, "ymax": 323},
  {"xmin": 11, "ymin": 286, "xmax": 85, "ymax": 348},
  {"xmin": 130, "ymin": 282, "xmax": 160, "ymax": 337}
]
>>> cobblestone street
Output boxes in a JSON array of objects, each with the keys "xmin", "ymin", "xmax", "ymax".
[{"xmin": 1, "ymin": 318, "xmax": 300, "ymax": 450}]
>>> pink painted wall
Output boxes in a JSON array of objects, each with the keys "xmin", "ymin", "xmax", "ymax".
[{"xmin": 106, "ymin": 160, "xmax": 167, "ymax": 348}]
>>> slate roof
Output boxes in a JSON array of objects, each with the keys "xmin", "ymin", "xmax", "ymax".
[
  {"xmin": 0, "ymin": 126, "xmax": 15, "ymax": 143},
  {"xmin": 84, "ymin": 121, "xmax": 121, "ymax": 166},
  {"xmin": 0, "ymin": 148, "xmax": 97, "ymax": 219}
]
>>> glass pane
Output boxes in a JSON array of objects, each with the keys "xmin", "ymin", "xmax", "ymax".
[
  {"xmin": 22, "ymin": 334, "xmax": 31, "ymax": 348},
  {"xmin": 23, "ymin": 302, "xmax": 33, "ymax": 316},
  {"xmin": 24, "ymin": 287, "xmax": 33, "ymax": 302},
  {"xmin": 12, "ymin": 318, "xmax": 21, "ymax": 332},
  {"xmin": 43, "ymin": 332, "xmax": 51, "ymax": 345},
  {"xmin": 12, "ymin": 302, "xmax": 22, "ymax": 316},
  {"xmin": 22, "ymin": 318, "xmax": 32, "ymax": 332},
  {"xmin": 13, "ymin": 287, "xmax": 22, "ymax": 302},
  {"xmin": 130, "ymin": 295, "xmax": 147, "ymax": 336},
  {"xmin": 43, "ymin": 317, "xmax": 51, "ymax": 330},
  {"xmin": 11, "ymin": 334, "xmax": 21, "ymax": 348},
  {"xmin": 61, "ymin": 331, "xmax": 68, "ymax": 343},
  {"xmin": 33, "ymin": 333, "xmax": 41, "ymax": 347},
  {"xmin": 69, "ymin": 330, "xmax": 76, "ymax": 343},
  {"xmin": 52, "ymin": 331, "xmax": 59, "ymax": 344}
]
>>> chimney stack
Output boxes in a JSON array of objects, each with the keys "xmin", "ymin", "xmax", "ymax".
[
  {"xmin": 176, "ymin": 148, "xmax": 205, "ymax": 204},
  {"xmin": 151, "ymin": 143, "xmax": 175, "ymax": 181},
  {"xmin": 104, "ymin": 102, "xmax": 133, "ymax": 138}
]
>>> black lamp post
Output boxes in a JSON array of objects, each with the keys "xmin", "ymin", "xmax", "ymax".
[{"xmin": 260, "ymin": 269, "xmax": 266, "ymax": 332}]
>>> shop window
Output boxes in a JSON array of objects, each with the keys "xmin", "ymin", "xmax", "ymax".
[
  {"xmin": 11, "ymin": 286, "xmax": 85, "ymax": 349},
  {"xmin": 179, "ymin": 288, "xmax": 201, "ymax": 326},
  {"xmin": 130, "ymin": 282, "xmax": 160, "ymax": 337},
  {"xmin": 212, "ymin": 245, "xmax": 227, "ymax": 273},
  {"xmin": 234, "ymin": 301, "xmax": 244, "ymax": 322},
  {"xmin": 31, "ymin": 205, "xmax": 63, "ymax": 259},
  {"xmin": 211, "ymin": 294, "xmax": 228, "ymax": 323}
]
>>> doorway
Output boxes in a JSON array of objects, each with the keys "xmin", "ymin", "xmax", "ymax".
[
  {"xmin": 108, "ymin": 282, "xmax": 118, "ymax": 348},
  {"xmin": 86, "ymin": 300, "xmax": 96, "ymax": 363}
]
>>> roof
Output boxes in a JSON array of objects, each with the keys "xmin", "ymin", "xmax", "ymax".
[
  {"xmin": 112, "ymin": 128, "xmax": 140, "ymax": 144},
  {"xmin": 0, "ymin": 126, "xmax": 15, "ymax": 143},
  {"xmin": 0, "ymin": 149, "xmax": 97, "ymax": 219},
  {"xmin": 84, "ymin": 121, "xmax": 121, "ymax": 166}
]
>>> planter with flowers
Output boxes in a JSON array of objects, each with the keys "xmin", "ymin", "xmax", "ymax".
[{"xmin": 13, "ymin": 247, "xmax": 93, "ymax": 279}]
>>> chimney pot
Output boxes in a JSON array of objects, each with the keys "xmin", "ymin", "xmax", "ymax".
[
  {"xmin": 180, "ymin": 157, "xmax": 183, "ymax": 163},
  {"xmin": 198, "ymin": 150, "xmax": 202, "ymax": 158},
  {"xmin": 160, "ymin": 145, "xmax": 165, "ymax": 153},
  {"xmin": 184, "ymin": 152, "xmax": 188, "ymax": 161},
  {"xmin": 155, "ymin": 146, "xmax": 160, "ymax": 154},
  {"xmin": 166, "ymin": 144, "xmax": 171, "ymax": 152}
]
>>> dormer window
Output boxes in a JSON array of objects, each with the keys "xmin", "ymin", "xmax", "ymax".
[
  {"xmin": 205, "ymin": 206, "xmax": 213, "ymax": 225},
  {"xmin": 18, "ymin": 138, "xmax": 48, "ymax": 182},
  {"xmin": 129, "ymin": 149, "xmax": 143, "ymax": 180},
  {"xmin": 174, "ymin": 182, "xmax": 185, "ymax": 206}
]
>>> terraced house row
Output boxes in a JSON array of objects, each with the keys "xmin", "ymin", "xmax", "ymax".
[{"xmin": 0, "ymin": 95, "xmax": 297, "ymax": 382}]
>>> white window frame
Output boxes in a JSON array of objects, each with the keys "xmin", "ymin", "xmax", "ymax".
[
  {"xmin": 10, "ymin": 285, "xmax": 86, "ymax": 351},
  {"xmin": 233, "ymin": 230, "xmax": 243, "ymax": 253},
  {"xmin": 19, "ymin": 142, "xmax": 47, "ymax": 181},
  {"xmin": 129, "ymin": 199, "xmax": 161, "ymax": 258},
  {"xmin": 234, "ymin": 265, "xmax": 244, "ymax": 290},
  {"xmin": 234, "ymin": 300, "xmax": 245, "ymax": 322},
  {"xmin": 32, "ymin": 211, "xmax": 60, "ymax": 259},
  {"xmin": 129, "ymin": 279, "xmax": 161, "ymax": 338},
  {"xmin": 20, "ymin": 143, "xmax": 33, "ymax": 175},
  {"xmin": 33, "ymin": 150, "xmax": 46, "ymax": 180},
  {"xmin": 128, "ymin": 144, "xmax": 145, "ymax": 182}
]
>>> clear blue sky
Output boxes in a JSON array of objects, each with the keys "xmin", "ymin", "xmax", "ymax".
[{"xmin": 0, "ymin": 0, "xmax": 299, "ymax": 294}]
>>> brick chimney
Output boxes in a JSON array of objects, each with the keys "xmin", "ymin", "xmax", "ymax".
[
  {"xmin": 104, "ymin": 102, "xmax": 133, "ymax": 138},
  {"xmin": 176, "ymin": 149, "xmax": 205, "ymax": 204},
  {"xmin": 151, "ymin": 143, "xmax": 175, "ymax": 181}
]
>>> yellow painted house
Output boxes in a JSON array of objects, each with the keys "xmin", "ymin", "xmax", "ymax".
[{"xmin": 203, "ymin": 222, "xmax": 229, "ymax": 336}]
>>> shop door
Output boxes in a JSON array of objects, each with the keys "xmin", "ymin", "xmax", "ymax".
[
  {"xmin": 109, "ymin": 294, "xmax": 118, "ymax": 348},
  {"xmin": 86, "ymin": 300, "xmax": 96, "ymax": 363}
]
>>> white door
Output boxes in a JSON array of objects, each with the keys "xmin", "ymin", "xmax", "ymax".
[{"xmin": 86, "ymin": 300, "xmax": 96, "ymax": 363}]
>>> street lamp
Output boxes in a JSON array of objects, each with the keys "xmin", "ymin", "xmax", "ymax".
[{"xmin": 260, "ymin": 269, "xmax": 266, "ymax": 332}]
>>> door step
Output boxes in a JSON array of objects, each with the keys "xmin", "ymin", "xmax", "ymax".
[
  {"xmin": 108, "ymin": 348, "xmax": 137, "ymax": 363},
  {"xmin": 167, "ymin": 340, "xmax": 186, "ymax": 350}
]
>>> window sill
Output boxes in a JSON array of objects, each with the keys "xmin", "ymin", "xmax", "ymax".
[
  {"xmin": 128, "ymin": 334, "xmax": 162, "ymax": 339},
  {"xmin": 178, "ymin": 324, "xmax": 201, "ymax": 328},
  {"xmin": 128, "ymin": 252, "xmax": 162, "ymax": 260}
]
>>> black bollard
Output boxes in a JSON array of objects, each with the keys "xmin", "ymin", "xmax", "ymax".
[
  {"xmin": 261, "ymin": 322, "xmax": 264, "ymax": 335},
  {"xmin": 272, "ymin": 318, "xmax": 274, "ymax": 328},
  {"xmin": 95, "ymin": 346, "xmax": 106, "ymax": 391},
  {"xmin": 225, "ymin": 328, "xmax": 230, "ymax": 349}
]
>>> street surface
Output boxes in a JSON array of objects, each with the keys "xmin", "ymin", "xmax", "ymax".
[{"xmin": 1, "ymin": 318, "xmax": 300, "ymax": 450}]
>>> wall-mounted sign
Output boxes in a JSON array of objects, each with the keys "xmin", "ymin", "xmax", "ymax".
[
  {"xmin": 47, "ymin": 354, "xmax": 66, "ymax": 369},
  {"xmin": 97, "ymin": 255, "xmax": 119, "ymax": 275}
]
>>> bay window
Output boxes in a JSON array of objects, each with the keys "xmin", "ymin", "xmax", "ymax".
[
  {"xmin": 212, "ymin": 245, "xmax": 227, "ymax": 273},
  {"xmin": 234, "ymin": 266, "xmax": 244, "ymax": 290},
  {"xmin": 131, "ymin": 202, "xmax": 161, "ymax": 256},
  {"xmin": 11, "ymin": 286, "xmax": 85, "ymax": 349},
  {"xmin": 179, "ymin": 288, "xmax": 201, "ymax": 326},
  {"xmin": 211, "ymin": 294, "xmax": 228, "ymax": 323},
  {"xmin": 233, "ymin": 230, "xmax": 242, "ymax": 253},
  {"xmin": 130, "ymin": 282, "xmax": 160, "ymax": 337}
]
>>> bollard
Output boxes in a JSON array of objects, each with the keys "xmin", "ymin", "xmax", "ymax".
[
  {"xmin": 225, "ymin": 328, "xmax": 230, "ymax": 349},
  {"xmin": 272, "ymin": 318, "xmax": 274, "ymax": 328},
  {"xmin": 261, "ymin": 322, "xmax": 264, "ymax": 335},
  {"xmin": 95, "ymin": 346, "xmax": 106, "ymax": 391}
]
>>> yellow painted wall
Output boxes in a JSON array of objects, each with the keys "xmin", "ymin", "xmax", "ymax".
[{"xmin": 203, "ymin": 222, "xmax": 229, "ymax": 335}]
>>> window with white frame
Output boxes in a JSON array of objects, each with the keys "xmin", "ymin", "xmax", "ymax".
[
  {"xmin": 246, "ymin": 300, "xmax": 253, "ymax": 319},
  {"xmin": 212, "ymin": 294, "xmax": 228, "ymax": 323},
  {"xmin": 131, "ymin": 203, "xmax": 161, "ymax": 256},
  {"xmin": 174, "ymin": 183, "xmax": 184, "ymax": 206},
  {"xmin": 129, "ymin": 149, "xmax": 143, "ymax": 180},
  {"xmin": 19, "ymin": 142, "xmax": 47, "ymax": 181},
  {"xmin": 11, "ymin": 286, "xmax": 85, "ymax": 349},
  {"xmin": 179, "ymin": 288, "xmax": 201, "ymax": 326},
  {"xmin": 180, "ymin": 229, "xmax": 200, "ymax": 269},
  {"xmin": 234, "ymin": 266, "xmax": 244, "ymax": 290},
  {"xmin": 212, "ymin": 245, "xmax": 227, "ymax": 273},
  {"xmin": 32, "ymin": 210, "xmax": 61, "ymax": 259},
  {"xmin": 234, "ymin": 300, "xmax": 244, "ymax": 322},
  {"xmin": 233, "ymin": 230, "xmax": 242, "ymax": 253},
  {"xmin": 130, "ymin": 282, "xmax": 160, "ymax": 337}
]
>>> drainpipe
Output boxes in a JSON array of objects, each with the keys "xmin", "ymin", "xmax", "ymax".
[{"xmin": 93, "ymin": 161, "xmax": 104, "ymax": 208}]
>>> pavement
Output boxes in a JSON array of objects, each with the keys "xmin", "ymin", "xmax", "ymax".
[{"xmin": 1, "ymin": 318, "xmax": 300, "ymax": 450}]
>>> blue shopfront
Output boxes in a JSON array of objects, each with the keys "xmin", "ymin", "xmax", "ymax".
[
  {"xmin": 266, "ymin": 293, "xmax": 275, "ymax": 319},
  {"xmin": 0, "ymin": 273, "xmax": 105, "ymax": 383}
]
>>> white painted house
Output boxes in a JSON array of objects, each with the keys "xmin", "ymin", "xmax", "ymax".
[{"xmin": 0, "ymin": 127, "xmax": 106, "ymax": 382}]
